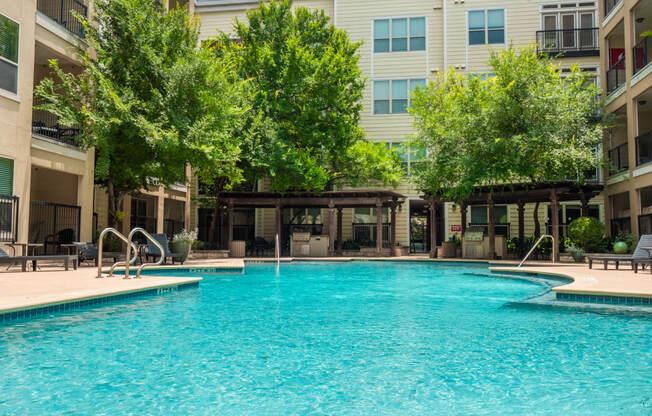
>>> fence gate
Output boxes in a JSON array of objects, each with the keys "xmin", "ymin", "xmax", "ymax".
[{"xmin": 29, "ymin": 201, "xmax": 81, "ymax": 252}]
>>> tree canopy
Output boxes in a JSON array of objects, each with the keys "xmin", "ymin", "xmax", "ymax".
[
  {"xmin": 410, "ymin": 44, "xmax": 604, "ymax": 201},
  {"xmin": 35, "ymin": 0, "xmax": 242, "ymax": 227},
  {"xmin": 208, "ymin": 0, "xmax": 402, "ymax": 193}
]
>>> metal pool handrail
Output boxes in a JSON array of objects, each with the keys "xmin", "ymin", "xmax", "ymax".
[
  {"xmin": 97, "ymin": 228, "xmax": 138, "ymax": 278},
  {"xmin": 125, "ymin": 228, "xmax": 165, "ymax": 279},
  {"xmin": 275, "ymin": 234, "xmax": 280, "ymax": 266},
  {"xmin": 518, "ymin": 234, "xmax": 555, "ymax": 267}
]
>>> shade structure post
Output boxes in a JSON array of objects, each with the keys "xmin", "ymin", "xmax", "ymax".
[
  {"xmin": 460, "ymin": 201, "xmax": 467, "ymax": 235},
  {"xmin": 517, "ymin": 200, "xmax": 525, "ymax": 256},
  {"xmin": 429, "ymin": 198, "xmax": 438, "ymax": 258},
  {"xmin": 376, "ymin": 200, "xmax": 383, "ymax": 256},
  {"xmin": 328, "ymin": 201, "xmax": 335, "ymax": 256},
  {"xmin": 488, "ymin": 195, "xmax": 495, "ymax": 260},
  {"xmin": 227, "ymin": 199, "xmax": 234, "ymax": 252},
  {"xmin": 336, "ymin": 207, "xmax": 343, "ymax": 255},
  {"xmin": 551, "ymin": 189, "xmax": 560, "ymax": 262}
]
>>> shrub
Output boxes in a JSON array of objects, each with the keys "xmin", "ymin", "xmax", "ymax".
[{"xmin": 567, "ymin": 216, "xmax": 605, "ymax": 252}]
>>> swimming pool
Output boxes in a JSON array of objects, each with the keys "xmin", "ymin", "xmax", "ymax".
[{"xmin": 1, "ymin": 261, "xmax": 651, "ymax": 414}]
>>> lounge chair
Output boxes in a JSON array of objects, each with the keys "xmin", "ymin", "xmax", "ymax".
[
  {"xmin": 0, "ymin": 247, "xmax": 77, "ymax": 272},
  {"xmin": 587, "ymin": 234, "xmax": 652, "ymax": 270},
  {"xmin": 146, "ymin": 234, "xmax": 185, "ymax": 265},
  {"xmin": 77, "ymin": 243, "xmax": 126, "ymax": 266}
]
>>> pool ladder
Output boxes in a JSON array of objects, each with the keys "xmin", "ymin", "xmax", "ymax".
[
  {"xmin": 97, "ymin": 227, "xmax": 165, "ymax": 279},
  {"xmin": 518, "ymin": 234, "xmax": 555, "ymax": 267}
]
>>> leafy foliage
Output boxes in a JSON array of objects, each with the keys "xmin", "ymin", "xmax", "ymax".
[
  {"xmin": 209, "ymin": 0, "xmax": 402, "ymax": 192},
  {"xmin": 410, "ymin": 44, "xmax": 604, "ymax": 200},
  {"xmin": 34, "ymin": 0, "xmax": 243, "ymax": 226},
  {"xmin": 568, "ymin": 216, "xmax": 605, "ymax": 252}
]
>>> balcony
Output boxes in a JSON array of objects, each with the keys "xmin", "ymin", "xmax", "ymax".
[
  {"xmin": 37, "ymin": 0, "xmax": 88, "ymax": 39},
  {"xmin": 633, "ymin": 36, "xmax": 651, "ymax": 76},
  {"xmin": 636, "ymin": 130, "xmax": 652, "ymax": 166},
  {"xmin": 536, "ymin": 28, "xmax": 599, "ymax": 57},
  {"xmin": 608, "ymin": 142, "xmax": 629, "ymax": 174},
  {"xmin": 604, "ymin": 0, "xmax": 623, "ymax": 18},
  {"xmin": 606, "ymin": 54, "xmax": 626, "ymax": 93},
  {"xmin": 32, "ymin": 108, "xmax": 80, "ymax": 147}
]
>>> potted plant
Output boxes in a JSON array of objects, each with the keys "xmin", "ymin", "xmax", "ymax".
[
  {"xmin": 455, "ymin": 236, "xmax": 462, "ymax": 258},
  {"xmin": 566, "ymin": 242, "xmax": 585, "ymax": 263},
  {"xmin": 171, "ymin": 229, "xmax": 198, "ymax": 262},
  {"xmin": 613, "ymin": 233, "xmax": 634, "ymax": 254}
]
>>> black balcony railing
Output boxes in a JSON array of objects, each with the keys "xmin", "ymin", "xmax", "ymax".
[
  {"xmin": 608, "ymin": 142, "xmax": 629, "ymax": 174},
  {"xmin": 536, "ymin": 28, "xmax": 599, "ymax": 57},
  {"xmin": 636, "ymin": 130, "xmax": 652, "ymax": 166},
  {"xmin": 0, "ymin": 195, "xmax": 19, "ymax": 243},
  {"xmin": 604, "ymin": 0, "xmax": 622, "ymax": 17},
  {"xmin": 353, "ymin": 223, "xmax": 390, "ymax": 243},
  {"xmin": 37, "ymin": 0, "xmax": 87, "ymax": 38},
  {"xmin": 610, "ymin": 216, "xmax": 631, "ymax": 236},
  {"xmin": 28, "ymin": 201, "xmax": 81, "ymax": 253},
  {"xmin": 607, "ymin": 54, "xmax": 626, "ymax": 93},
  {"xmin": 633, "ymin": 36, "xmax": 651, "ymax": 76},
  {"xmin": 32, "ymin": 108, "xmax": 80, "ymax": 147}
]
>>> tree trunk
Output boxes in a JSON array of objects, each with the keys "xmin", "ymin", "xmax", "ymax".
[
  {"xmin": 207, "ymin": 177, "xmax": 228, "ymax": 246},
  {"xmin": 533, "ymin": 201, "xmax": 541, "ymax": 237},
  {"xmin": 106, "ymin": 180, "xmax": 126, "ymax": 232}
]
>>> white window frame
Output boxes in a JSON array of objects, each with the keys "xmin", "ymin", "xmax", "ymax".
[
  {"xmin": 372, "ymin": 77, "xmax": 426, "ymax": 116},
  {"xmin": 372, "ymin": 16, "xmax": 427, "ymax": 54},
  {"xmin": 466, "ymin": 8, "xmax": 506, "ymax": 47},
  {"xmin": 381, "ymin": 139, "xmax": 427, "ymax": 176},
  {"xmin": 0, "ymin": 12, "xmax": 20, "ymax": 99},
  {"xmin": 539, "ymin": 2, "xmax": 597, "ymax": 31}
]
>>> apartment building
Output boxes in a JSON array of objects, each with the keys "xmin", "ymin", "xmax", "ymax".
[
  {"xmin": 600, "ymin": 0, "xmax": 652, "ymax": 238},
  {"xmin": 0, "ymin": 0, "xmax": 95, "ymax": 251},
  {"xmin": 0, "ymin": 0, "xmax": 193, "ymax": 256},
  {"xmin": 191, "ymin": 0, "xmax": 605, "ymax": 254}
]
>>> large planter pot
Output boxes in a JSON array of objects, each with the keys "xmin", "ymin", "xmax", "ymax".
[
  {"xmin": 392, "ymin": 246, "xmax": 409, "ymax": 257},
  {"xmin": 613, "ymin": 241, "xmax": 628, "ymax": 254},
  {"xmin": 171, "ymin": 241, "xmax": 191, "ymax": 262},
  {"xmin": 441, "ymin": 241, "xmax": 457, "ymax": 258}
]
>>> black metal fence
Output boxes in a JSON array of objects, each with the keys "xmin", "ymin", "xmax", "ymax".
[
  {"xmin": 634, "ymin": 36, "xmax": 650, "ymax": 76},
  {"xmin": 29, "ymin": 201, "xmax": 81, "ymax": 253},
  {"xmin": 37, "ymin": 0, "xmax": 87, "ymax": 38},
  {"xmin": 639, "ymin": 214, "xmax": 652, "ymax": 236},
  {"xmin": 353, "ymin": 223, "xmax": 390, "ymax": 244},
  {"xmin": 0, "ymin": 195, "xmax": 19, "ymax": 243},
  {"xmin": 607, "ymin": 54, "xmax": 626, "ymax": 93},
  {"xmin": 32, "ymin": 108, "xmax": 80, "ymax": 147},
  {"xmin": 130, "ymin": 215, "xmax": 157, "ymax": 234},
  {"xmin": 536, "ymin": 28, "xmax": 599, "ymax": 56},
  {"xmin": 636, "ymin": 130, "xmax": 652, "ymax": 167},
  {"xmin": 608, "ymin": 143, "xmax": 629, "ymax": 174},
  {"xmin": 611, "ymin": 216, "xmax": 631, "ymax": 236}
]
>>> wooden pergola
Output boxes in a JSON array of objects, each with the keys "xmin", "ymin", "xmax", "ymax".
[
  {"xmin": 425, "ymin": 181, "xmax": 603, "ymax": 261},
  {"xmin": 218, "ymin": 190, "xmax": 406, "ymax": 256}
]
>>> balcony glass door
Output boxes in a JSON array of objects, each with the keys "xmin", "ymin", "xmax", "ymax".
[
  {"xmin": 561, "ymin": 14, "xmax": 576, "ymax": 49},
  {"xmin": 542, "ymin": 15, "xmax": 557, "ymax": 49},
  {"xmin": 579, "ymin": 12, "xmax": 595, "ymax": 48}
]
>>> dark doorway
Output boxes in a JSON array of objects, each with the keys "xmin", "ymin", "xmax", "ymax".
[{"xmin": 409, "ymin": 200, "xmax": 443, "ymax": 253}]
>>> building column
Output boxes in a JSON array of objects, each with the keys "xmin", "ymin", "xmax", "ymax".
[
  {"xmin": 551, "ymin": 189, "xmax": 560, "ymax": 262},
  {"xmin": 376, "ymin": 200, "xmax": 383, "ymax": 256},
  {"xmin": 227, "ymin": 199, "xmax": 234, "ymax": 252},
  {"xmin": 488, "ymin": 195, "xmax": 495, "ymax": 260},
  {"xmin": 156, "ymin": 185, "xmax": 165, "ymax": 234},
  {"xmin": 328, "ymin": 202, "xmax": 335, "ymax": 256},
  {"xmin": 390, "ymin": 203, "xmax": 397, "ymax": 250},
  {"xmin": 517, "ymin": 200, "xmax": 525, "ymax": 253},
  {"xmin": 336, "ymin": 207, "xmax": 343, "ymax": 255},
  {"xmin": 429, "ymin": 198, "xmax": 438, "ymax": 258}
]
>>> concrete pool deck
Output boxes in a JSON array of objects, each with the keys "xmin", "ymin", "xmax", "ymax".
[{"xmin": 2, "ymin": 256, "xmax": 652, "ymax": 318}]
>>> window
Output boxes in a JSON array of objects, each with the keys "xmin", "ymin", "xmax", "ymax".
[
  {"xmin": 385, "ymin": 141, "xmax": 426, "ymax": 175},
  {"xmin": 470, "ymin": 205, "xmax": 508, "ymax": 223},
  {"xmin": 354, "ymin": 207, "xmax": 388, "ymax": 223},
  {"xmin": 374, "ymin": 17, "xmax": 426, "ymax": 53},
  {"xmin": 540, "ymin": 2, "xmax": 596, "ymax": 49},
  {"xmin": 0, "ymin": 14, "xmax": 19, "ymax": 94},
  {"xmin": 468, "ymin": 9, "xmax": 504, "ymax": 45},
  {"xmin": 374, "ymin": 79, "xmax": 426, "ymax": 114},
  {"xmin": 0, "ymin": 157, "xmax": 13, "ymax": 195}
]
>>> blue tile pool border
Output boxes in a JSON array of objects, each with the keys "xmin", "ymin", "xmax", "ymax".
[
  {"xmin": 0, "ymin": 281, "xmax": 199, "ymax": 324},
  {"xmin": 556, "ymin": 292, "xmax": 652, "ymax": 306}
]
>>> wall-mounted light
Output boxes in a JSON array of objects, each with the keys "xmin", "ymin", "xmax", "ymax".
[
  {"xmin": 640, "ymin": 100, "xmax": 648, "ymax": 106},
  {"xmin": 636, "ymin": 17, "xmax": 644, "ymax": 24}
]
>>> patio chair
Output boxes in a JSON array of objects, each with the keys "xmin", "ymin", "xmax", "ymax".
[
  {"xmin": 0, "ymin": 247, "xmax": 77, "ymax": 272},
  {"xmin": 44, "ymin": 228, "xmax": 75, "ymax": 254},
  {"xmin": 146, "ymin": 234, "xmax": 185, "ymax": 265},
  {"xmin": 587, "ymin": 234, "xmax": 652, "ymax": 271},
  {"xmin": 77, "ymin": 243, "xmax": 126, "ymax": 267},
  {"xmin": 252, "ymin": 237, "xmax": 273, "ymax": 256}
]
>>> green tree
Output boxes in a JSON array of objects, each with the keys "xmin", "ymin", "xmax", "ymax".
[
  {"xmin": 34, "ymin": 0, "xmax": 243, "ymax": 228},
  {"xmin": 410, "ymin": 44, "xmax": 604, "ymax": 201},
  {"xmin": 208, "ymin": 0, "xmax": 402, "ymax": 192}
]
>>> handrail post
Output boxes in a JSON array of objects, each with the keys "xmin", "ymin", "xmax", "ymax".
[
  {"xmin": 518, "ymin": 234, "xmax": 555, "ymax": 267},
  {"xmin": 127, "ymin": 227, "xmax": 166, "ymax": 279},
  {"xmin": 96, "ymin": 227, "xmax": 138, "ymax": 278}
]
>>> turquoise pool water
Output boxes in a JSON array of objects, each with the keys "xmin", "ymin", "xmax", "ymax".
[{"xmin": 1, "ymin": 262, "xmax": 651, "ymax": 415}]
